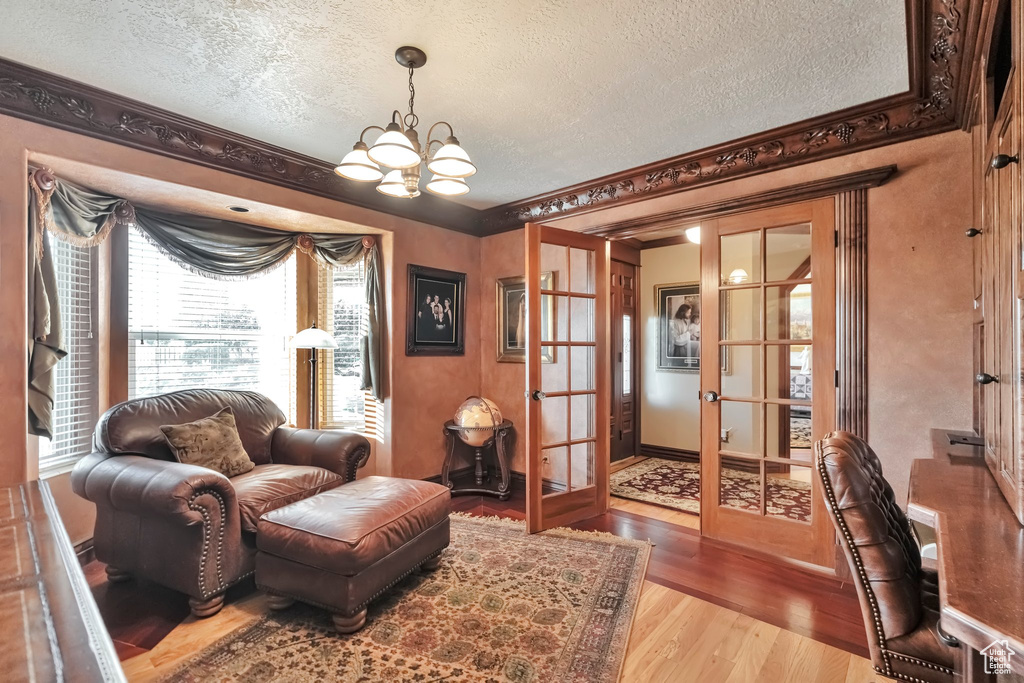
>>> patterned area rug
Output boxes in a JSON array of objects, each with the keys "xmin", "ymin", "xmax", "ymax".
[
  {"xmin": 610, "ymin": 458, "xmax": 812, "ymax": 522},
  {"xmin": 162, "ymin": 514, "xmax": 650, "ymax": 683}
]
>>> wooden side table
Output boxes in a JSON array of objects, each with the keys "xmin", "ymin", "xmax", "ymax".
[{"xmin": 441, "ymin": 419, "xmax": 513, "ymax": 500}]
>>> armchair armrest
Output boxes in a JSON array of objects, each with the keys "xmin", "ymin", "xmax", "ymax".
[
  {"xmin": 271, "ymin": 427, "xmax": 371, "ymax": 482},
  {"xmin": 71, "ymin": 452, "xmax": 237, "ymax": 525}
]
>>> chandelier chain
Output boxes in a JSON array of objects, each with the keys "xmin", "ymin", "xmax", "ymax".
[{"xmin": 404, "ymin": 65, "xmax": 419, "ymax": 130}]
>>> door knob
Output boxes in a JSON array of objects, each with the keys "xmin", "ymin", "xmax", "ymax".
[
  {"xmin": 991, "ymin": 154, "xmax": 1019, "ymax": 169},
  {"xmin": 702, "ymin": 390, "xmax": 720, "ymax": 403},
  {"xmin": 976, "ymin": 373, "xmax": 999, "ymax": 385},
  {"xmin": 531, "ymin": 390, "xmax": 547, "ymax": 401}
]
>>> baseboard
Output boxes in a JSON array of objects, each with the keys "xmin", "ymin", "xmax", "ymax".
[
  {"xmin": 640, "ymin": 444, "xmax": 700, "ymax": 463},
  {"xmin": 426, "ymin": 468, "xmax": 562, "ymax": 495}
]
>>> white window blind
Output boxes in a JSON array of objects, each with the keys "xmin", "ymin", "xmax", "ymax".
[
  {"xmin": 39, "ymin": 235, "xmax": 99, "ymax": 474},
  {"xmin": 318, "ymin": 260, "xmax": 370, "ymax": 431},
  {"xmin": 128, "ymin": 227, "xmax": 297, "ymax": 418}
]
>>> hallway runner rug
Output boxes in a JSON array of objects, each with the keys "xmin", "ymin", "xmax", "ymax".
[
  {"xmin": 162, "ymin": 513, "xmax": 651, "ymax": 683},
  {"xmin": 610, "ymin": 457, "xmax": 812, "ymax": 522}
]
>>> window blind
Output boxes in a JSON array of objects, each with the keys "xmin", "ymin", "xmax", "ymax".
[
  {"xmin": 128, "ymin": 227, "xmax": 297, "ymax": 418},
  {"xmin": 39, "ymin": 235, "xmax": 99, "ymax": 474},
  {"xmin": 318, "ymin": 260, "xmax": 369, "ymax": 431}
]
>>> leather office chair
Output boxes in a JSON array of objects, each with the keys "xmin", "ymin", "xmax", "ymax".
[
  {"xmin": 815, "ymin": 431, "xmax": 961, "ymax": 682},
  {"xmin": 72, "ymin": 389, "xmax": 371, "ymax": 617}
]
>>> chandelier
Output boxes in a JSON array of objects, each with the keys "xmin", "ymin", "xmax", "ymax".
[{"xmin": 334, "ymin": 46, "xmax": 476, "ymax": 198}]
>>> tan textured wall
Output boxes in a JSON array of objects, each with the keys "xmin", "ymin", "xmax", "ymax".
[
  {"xmin": 549, "ymin": 130, "xmax": 975, "ymax": 505},
  {"xmin": 479, "ymin": 230, "xmax": 528, "ymax": 473}
]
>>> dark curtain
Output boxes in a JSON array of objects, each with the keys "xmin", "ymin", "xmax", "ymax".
[{"xmin": 27, "ymin": 170, "xmax": 386, "ymax": 436}]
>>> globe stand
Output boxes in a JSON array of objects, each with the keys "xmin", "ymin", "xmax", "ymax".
[{"xmin": 441, "ymin": 420, "xmax": 514, "ymax": 501}]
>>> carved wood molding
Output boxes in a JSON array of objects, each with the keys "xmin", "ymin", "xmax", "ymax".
[
  {"xmin": 584, "ymin": 165, "xmax": 896, "ymax": 239},
  {"xmin": 479, "ymin": 0, "xmax": 975, "ymax": 234},
  {"xmin": 0, "ymin": 58, "xmax": 480, "ymax": 235},
  {"xmin": 836, "ymin": 189, "xmax": 869, "ymax": 437}
]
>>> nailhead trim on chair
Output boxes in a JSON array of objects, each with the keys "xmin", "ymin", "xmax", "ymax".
[
  {"xmin": 346, "ymin": 445, "xmax": 371, "ymax": 483},
  {"xmin": 188, "ymin": 489, "xmax": 226, "ymax": 600},
  {"xmin": 815, "ymin": 437, "xmax": 956, "ymax": 682}
]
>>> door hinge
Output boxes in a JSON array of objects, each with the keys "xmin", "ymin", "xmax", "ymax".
[
  {"xmin": 835, "ymin": 370, "xmax": 840, "ymax": 387},
  {"xmin": 834, "ymin": 230, "xmax": 839, "ymax": 248}
]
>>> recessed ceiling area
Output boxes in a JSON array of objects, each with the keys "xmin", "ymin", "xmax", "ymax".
[{"xmin": 0, "ymin": 1, "xmax": 909, "ymax": 210}]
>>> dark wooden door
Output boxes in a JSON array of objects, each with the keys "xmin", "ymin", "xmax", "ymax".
[{"xmin": 610, "ymin": 259, "xmax": 639, "ymax": 462}]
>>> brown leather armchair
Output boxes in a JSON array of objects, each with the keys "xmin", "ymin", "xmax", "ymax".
[
  {"xmin": 815, "ymin": 431, "xmax": 961, "ymax": 682},
  {"xmin": 72, "ymin": 389, "xmax": 371, "ymax": 617}
]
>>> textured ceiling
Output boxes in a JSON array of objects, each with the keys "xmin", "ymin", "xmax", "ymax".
[{"xmin": 0, "ymin": 1, "xmax": 909, "ymax": 209}]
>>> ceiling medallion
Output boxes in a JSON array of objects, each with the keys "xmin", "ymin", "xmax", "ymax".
[{"xmin": 335, "ymin": 46, "xmax": 476, "ymax": 199}]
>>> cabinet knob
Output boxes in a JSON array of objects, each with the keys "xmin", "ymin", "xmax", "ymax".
[
  {"xmin": 976, "ymin": 373, "xmax": 999, "ymax": 385},
  {"xmin": 990, "ymin": 154, "xmax": 1019, "ymax": 169},
  {"xmin": 965, "ymin": 228, "xmax": 982, "ymax": 238}
]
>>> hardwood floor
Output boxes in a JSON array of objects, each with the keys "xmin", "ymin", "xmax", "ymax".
[{"xmin": 85, "ymin": 487, "xmax": 886, "ymax": 682}]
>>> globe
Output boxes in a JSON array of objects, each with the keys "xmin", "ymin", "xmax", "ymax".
[{"xmin": 453, "ymin": 397, "xmax": 503, "ymax": 447}]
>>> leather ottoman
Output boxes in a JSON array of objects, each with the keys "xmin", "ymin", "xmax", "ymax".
[{"xmin": 255, "ymin": 476, "xmax": 450, "ymax": 633}]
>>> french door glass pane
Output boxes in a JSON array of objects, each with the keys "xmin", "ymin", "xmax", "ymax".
[
  {"xmin": 542, "ymin": 446, "xmax": 568, "ymax": 488},
  {"xmin": 720, "ymin": 400, "xmax": 761, "ymax": 456},
  {"xmin": 721, "ymin": 455, "xmax": 762, "ymax": 514},
  {"xmin": 570, "ymin": 346, "xmax": 594, "ymax": 391},
  {"xmin": 540, "ymin": 243, "xmax": 568, "ymax": 286},
  {"xmin": 766, "ymin": 344, "xmax": 812, "ymax": 400},
  {"xmin": 721, "ymin": 345, "xmax": 762, "ymax": 400},
  {"xmin": 570, "ymin": 441, "xmax": 596, "ymax": 489},
  {"xmin": 765, "ymin": 224, "xmax": 811, "ymax": 282},
  {"xmin": 766, "ymin": 463, "xmax": 813, "ymax": 523},
  {"xmin": 569, "ymin": 247, "xmax": 595, "ymax": 294},
  {"xmin": 766, "ymin": 284, "xmax": 812, "ymax": 340},
  {"xmin": 721, "ymin": 231, "xmax": 761, "ymax": 285},
  {"xmin": 541, "ymin": 346, "xmax": 567, "ymax": 392},
  {"xmin": 541, "ymin": 295, "xmax": 568, "ymax": 342},
  {"xmin": 570, "ymin": 394, "xmax": 596, "ymax": 440},
  {"xmin": 570, "ymin": 297, "xmax": 595, "ymax": 342},
  {"xmin": 766, "ymin": 404, "xmax": 813, "ymax": 462},
  {"xmin": 721, "ymin": 288, "xmax": 762, "ymax": 341},
  {"xmin": 541, "ymin": 396, "xmax": 568, "ymax": 446}
]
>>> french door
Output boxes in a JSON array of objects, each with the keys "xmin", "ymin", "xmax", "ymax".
[
  {"xmin": 699, "ymin": 200, "xmax": 836, "ymax": 568},
  {"xmin": 525, "ymin": 223, "xmax": 611, "ymax": 533}
]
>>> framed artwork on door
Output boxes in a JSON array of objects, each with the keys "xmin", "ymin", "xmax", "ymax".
[{"xmin": 656, "ymin": 282, "xmax": 729, "ymax": 373}]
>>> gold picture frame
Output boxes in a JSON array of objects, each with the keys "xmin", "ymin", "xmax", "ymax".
[{"xmin": 496, "ymin": 272, "xmax": 555, "ymax": 363}]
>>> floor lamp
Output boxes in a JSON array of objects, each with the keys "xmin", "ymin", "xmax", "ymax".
[{"xmin": 293, "ymin": 324, "xmax": 338, "ymax": 430}]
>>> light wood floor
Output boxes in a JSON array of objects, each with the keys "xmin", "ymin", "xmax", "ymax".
[{"xmin": 119, "ymin": 578, "xmax": 889, "ymax": 683}]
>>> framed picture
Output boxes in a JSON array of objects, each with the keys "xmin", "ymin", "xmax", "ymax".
[
  {"xmin": 496, "ymin": 273, "xmax": 555, "ymax": 363},
  {"xmin": 407, "ymin": 265, "xmax": 466, "ymax": 356},
  {"xmin": 655, "ymin": 282, "xmax": 729, "ymax": 373}
]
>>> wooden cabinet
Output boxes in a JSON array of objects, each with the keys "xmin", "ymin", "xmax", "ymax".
[{"xmin": 972, "ymin": 0, "xmax": 1024, "ymax": 525}]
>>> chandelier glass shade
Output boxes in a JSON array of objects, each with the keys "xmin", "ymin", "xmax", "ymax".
[{"xmin": 335, "ymin": 47, "xmax": 476, "ymax": 199}]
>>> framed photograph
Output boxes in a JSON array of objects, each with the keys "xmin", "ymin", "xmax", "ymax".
[
  {"xmin": 496, "ymin": 273, "xmax": 555, "ymax": 363},
  {"xmin": 655, "ymin": 282, "xmax": 729, "ymax": 374},
  {"xmin": 407, "ymin": 265, "xmax": 466, "ymax": 356}
]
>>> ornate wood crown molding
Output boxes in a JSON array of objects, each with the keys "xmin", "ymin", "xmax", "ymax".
[
  {"xmin": 0, "ymin": 0, "xmax": 983, "ymax": 238},
  {"xmin": 477, "ymin": 0, "xmax": 978, "ymax": 235},
  {"xmin": 0, "ymin": 59, "xmax": 480, "ymax": 234}
]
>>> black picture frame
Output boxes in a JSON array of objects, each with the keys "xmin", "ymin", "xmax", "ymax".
[
  {"xmin": 656, "ymin": 281, "xmax": 729, "ymax": 373},
  {"xmin": 407, "ymin": 265, "xmax": 466, "ymax": 356}
]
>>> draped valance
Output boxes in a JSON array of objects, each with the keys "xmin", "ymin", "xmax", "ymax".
[{"xmin": 28, "ymin": 168, "xmax": 385, "ymax": 438}]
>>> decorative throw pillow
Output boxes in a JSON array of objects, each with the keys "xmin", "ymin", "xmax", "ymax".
[{"xmin": 160, "ymin": 406, "xmax": 255, "ymax": 477}]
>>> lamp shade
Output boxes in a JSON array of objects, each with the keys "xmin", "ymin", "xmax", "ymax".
[
  {"xmin": 292, "ymin": 325, "xmax": 338, "ymax": 349},
  {"xmin": 335, "ymin": 143, "xmax": 384, "ymax": 182},
  {"xmin": 377, "ymin": 169, "xmax": 419, "ymax": 198},
  {"xmin": 425, "ymin": 174, "xmax": 470, "ymax": 196},
  {"xmin": 368, "ymin": 124, "xmax": 421, "ymax": 169},
  {"xmin": 427, "ymin": 139, "xmax": 476, "ymax": 178},
  {"xmin": 684, "ymin": 226, "xmax": 701, "ymax": 244}
]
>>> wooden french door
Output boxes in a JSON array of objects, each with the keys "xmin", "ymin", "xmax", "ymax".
[
  {"xmin": 699, "ymin": 200, "xmax": 836, "ymax": 568},
  {"xmin": 525, "ymin": 223, "xmax": 611, "ymax": 533},
  {"xmin": 610, "ymin": 259, "xmax": 639, "ymax": 462}
]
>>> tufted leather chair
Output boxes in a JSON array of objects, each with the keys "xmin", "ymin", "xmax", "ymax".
[
  {"xmin": 815, "ymin": 431, "xmax": 961, "ymax": 682},
  {"xmin": 72, "ymin": 389, "xmax": 371, "ymax": 617}
]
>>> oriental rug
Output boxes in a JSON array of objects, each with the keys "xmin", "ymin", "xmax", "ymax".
[
  {"xmin": 162, "ymin": 513, "xmax": 650, "ymax": 683},
  {"xmin": 610, "ymin": 457, "xmax": 812, "ymax": 523}
]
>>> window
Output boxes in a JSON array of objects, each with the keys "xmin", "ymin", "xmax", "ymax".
[
  {"xmin": 39, "ymin": 235, "xmax": 99, "ymax": 474},
  {"xmin": 127, "ymin": 227, "xmax": 297, "ymax": 417},
  {"xmin": 318, "ymin": 261, "xmax": 369, "ymax": 430}
]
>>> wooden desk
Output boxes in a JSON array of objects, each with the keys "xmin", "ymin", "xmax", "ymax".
[
  {"xmin": 908, "ymin": 431, "xmax": 1024, "ymax": 680},
  {"xmin": 0, "ymin": 480, "xmax": 124, "ymax": 681}
]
